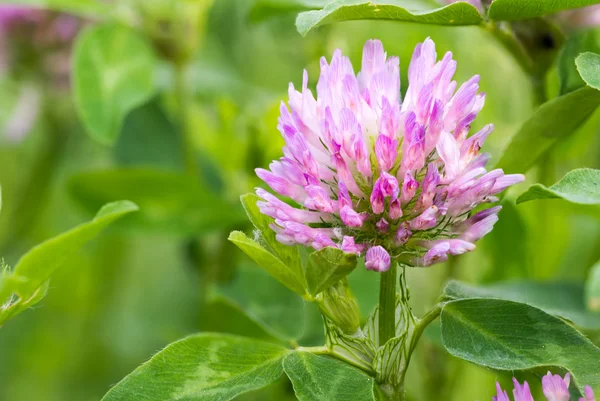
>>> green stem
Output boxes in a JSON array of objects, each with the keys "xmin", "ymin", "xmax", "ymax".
[
  {"xmin": 295, "ymin": 346, "xmax": 329, "ymax": 354},
  {"xmin": 379, "ymin": 263, "xmax": 398, "ymax": 346},
  {"xmin": 174, "ymin": 62, "xmax": 196, "ymax": 176},
  {"xmin": 295, "ymin": 346, "xmax": 376, "ymax": 376},
  {"xmin": 410, "ymin": 303, "xmax": 443, "ymax": 355}
]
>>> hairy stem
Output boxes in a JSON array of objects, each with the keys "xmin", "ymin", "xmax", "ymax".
[
  {"xmin": 295, "ymin": 345, "xmax": 376, "ymax": 376},
  {"xmin": 410, "ymin": 303, "xmax": 443, "ymax": 354},
  {"xmin": 379, "ymin": 263, "xmax": 398, "ymax": 346}
]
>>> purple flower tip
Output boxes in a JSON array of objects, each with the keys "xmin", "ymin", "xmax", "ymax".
[
  {"xmin": 365, "ymin": 246, "xmax": 391, "ymax": 272},
  {"xmin": 489, "ymin": 372, "xmax": 595, "ymax": 401}
]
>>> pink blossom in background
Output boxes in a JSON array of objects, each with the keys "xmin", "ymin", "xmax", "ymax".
[
  {"xmin": 492, "ymin": 373, "xmax": 596, "ymax": 401},
  {"xmin": 255, "ymin": 38, "xmax": 524, "ymax": 271},
  {"xmin": 0, "ymin": 5, "xmax": 81, "ymax": 142},
  {"xmin": 556, "ymin": 5, "xmax": 600, "ymax": 30}
]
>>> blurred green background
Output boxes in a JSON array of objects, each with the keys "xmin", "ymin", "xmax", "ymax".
[{"xmin": 0, "ymin": 1, "xmax": 599, "ymax": 400}]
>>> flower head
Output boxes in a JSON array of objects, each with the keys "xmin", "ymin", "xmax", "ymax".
[
  {"xmin": 255, "ymin": 39, "xmax": 524, "ymax": 269},
  {"xmin": 491, "ymin": 373, "xmax": 596, "ymax": 401}
]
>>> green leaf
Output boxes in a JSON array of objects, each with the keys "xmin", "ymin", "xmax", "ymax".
[
  {"xmin": 283, "ymin": 352, "xmax": 374, "ymax": 401},
  {"xmin": 443, "ymin": 280, "xmax": 600, "ymax": 330},
  {"xmin": 0, "ymin": 201, "xmax": 138, "ymax": 326},
  {"xmin": 240, "ymin": 194, "xmax": 305, "ymax": 286},
  {"xmin": 586, "ymin": 260, "xmax": 600, "ymax": 312},
  {"xmin": 305, "ymin": 247, "xmax": 357, "ymax": 296},
  {"xmin": 517, "ymin": 168, "xmax": 600, "ymax": 205},
  {"xmin": 101, "ymin": 333, "xmax": 290, "ymax": 401},
  {"xmin": 577, "ymin": 52, "xmax": 600, "ymax": 90},
  {"xmin": 114, "ymin": 99, "xmax": 184, "ymax": 170},
  {"xmin": 441, "ymin": 299, "xmax": 600, "ymax": 392},
  {"xmin": 68, "ymin": 168, "xmax": 245, "ymax": 235},
  {"xmin": 488, "ymin": 0, "xmax": 600, "ymax": 21},
  {"xmin": 0, "ymin": 0, "xmax": 111, "ymax": 18},
  {"xmin": 250, "ymin": 0, "xmax": 328, "ymax": 22},
  {"xmin": 495, "ymin": 86, "xmax": 600, "ymax": 174},
  {"xmin": 217, "ymin": 265, "xmax": 306, "ymax": 341},
  {"xmin": 558, "ymin": 32, "xmax": 600, "ymax": 95},
  {"xmin": 228, "ymin": 231, "xmax": 307, "ymax": 296},
  {"xmin": 73, "ymin": 24, "xmax": 157, "ymax": 144},
  {"xmin": 295, "ymin": 0, "xmax": 482, "ymax": 37}
]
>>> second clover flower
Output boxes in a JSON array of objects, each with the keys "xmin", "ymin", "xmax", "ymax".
[{"xmin": 256, "ymin": 38, "xmax": 524, "ymax": 272}]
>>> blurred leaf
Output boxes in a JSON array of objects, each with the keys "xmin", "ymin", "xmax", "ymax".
[
  {"xmin": 250, "ymin": 0, "xmax": 328, "ymax": 22},
  {"xmin": 283, "ymin": 352, "xmax": 374, "ymax": 401},
  {"xmin": 517, "ymin": 168, "xmax": 600, "ymax": 205},
  {"xmin": 577, "ymin": 51, "xmax": 600, "ymax": 89},
  {"xmin": 0, "ymin": 0, "xmax": 111, "ymax": 18},
  {"xmin": 587, "ymin": 260, "xmax": 600, "ymax": 312},
  {"xmin": 228, "ymin": 231, "xmax": 306, "ymax": 296},
  {"xmin": 305, "ymin": 248, "xmax": 357, "ymax": 297},
  {"xmin": 114, "ymin": 99, "xmax": 183, "ymax": 170},
  {"xmin": 441, "ymin": 299, "xmax": 600, "ymax": 392},
  {"xmin": 200, "ymin": 298, "xmax": 279, "ymax": 342},
  {"xmin": 495, "ymin": 86, "xmax": 600, "ymax": 174},
  {"xmin": 68, "ymin": 169, "xmax": 245, "ymax": 235},
  {"xmin": 443, "ymin": 280, "xmax": 600, "ymax": 330},
  {"xmin": 73, "ymin": 24, "xmax": 157, "ymax": 145},
  {"xmin": 101, "ymin": 333, "xmax": 290, "ymax": 401},
  {"xmin": 558, "ymin": 31, "xmax": 600, "ymax": 95},
  {"xmin": 510, "ymin": 18, "xmax": 565, "ymax": 81},
  {"xmin": 298, "ymin": 302, "xmax": 326, "ymax": 346},
  {"xmin": 0, "ymin": 201, "xmax": 138, "ymax": 326},
  {"xmin": 240, "ymin": 194, "xmax": 305, "ymax": 285},
  {"xmin": 488, "ymin": 0, "xmax": 600, "ymax": 21},
  {"xmin": 217, "ymin": 265, "xmax": 306, "ymax": 341},
  {"xmin": 482, "ymin": 201, "xmax": 529, "ymax": 281},
  {"xmin": 295, "ymin": 1, "xmax": 482, "ymax": 37}
]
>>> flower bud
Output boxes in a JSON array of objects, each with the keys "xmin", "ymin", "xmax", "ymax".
[{"xmin": 317, "ymin": 278, "xmax": 361, "ymax": 334}]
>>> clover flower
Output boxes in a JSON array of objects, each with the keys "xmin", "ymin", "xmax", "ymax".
[
  {"xmin": 0, "ymin": 5, "xmax": 80, "ymax": 78},
  {"xmin": 255, "ymin": 38, "xmax": 524, "ymax": 272},
  {"xmin": 492, "ymin": 373, "xmax": 596, "ymax": 401}
]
